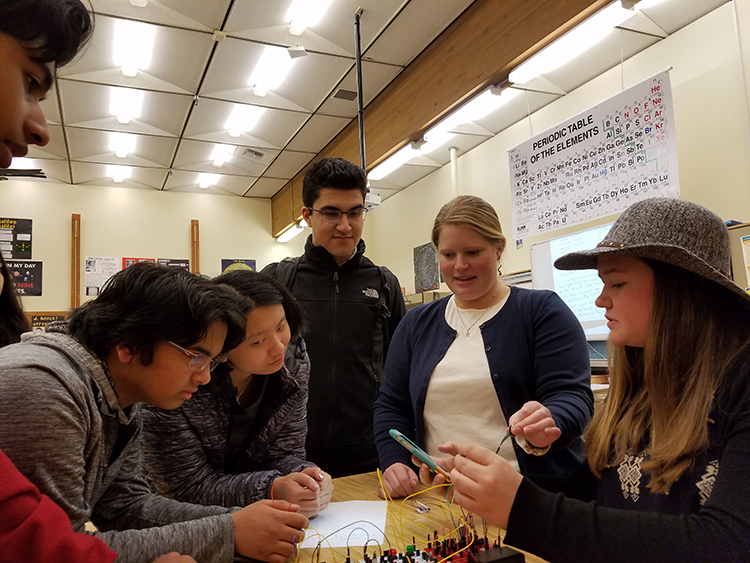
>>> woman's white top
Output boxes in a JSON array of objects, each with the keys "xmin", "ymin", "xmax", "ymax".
[{"xmin": 423, "ymin": 293, "xmax": 519, "ymax": 470}]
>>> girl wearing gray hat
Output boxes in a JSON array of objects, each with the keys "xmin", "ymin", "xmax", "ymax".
[{"xmin": 433, "ymin": 198, "xmax": 750, "ymax": 562}]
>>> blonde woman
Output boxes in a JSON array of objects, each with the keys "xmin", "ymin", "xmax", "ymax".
[{"xmin": 374, "ymin": 195, "xmax": 593, "ymax": 498}]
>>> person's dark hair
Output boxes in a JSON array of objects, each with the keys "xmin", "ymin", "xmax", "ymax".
[
  {"xmin": 0, "ymin": 0, "xmax": 93, "ymax": 68},
  {"xmin": 302, "ymin": 157, "xmax": 367, "ymax": 208},
  {"xmin": 68, "ymin": 262, "xmax": 246, "ymax": 365},
  {"xmin": 0, "ymin": 254, "xmax": 31, "ymax": 348},
  {"xmin": 213, "ymin": 270, "xmax": 306, "ymax": 341}
]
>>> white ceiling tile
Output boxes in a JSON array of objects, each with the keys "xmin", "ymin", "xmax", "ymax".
[
  {"xmin": 66, "ymin": 129, "xmax": 178, "ymax": 167},
  {"xmin": 59, "ymin": 81, "xmax": 192, "ymax": 137},
  {"xmin": 316, "ymin": 60, "xmax": 402, "ymax": 117},
  {"xmin": 14, "ymin": 159, "xmax": 73, "ymax": 184},
  {"xmin": 243, "ymin": 177, "xmax": 287, "ymax": 198},
  {"xmin": 200, "ymin": 37, "xmax": 353, "ymax": 112},
  {"xmin": 163, "ymin": 170, "xmax": 254, "ymax": 197},
  {"xmin": 285, "ymin": 114, "xmax": 351, "ymax": 152},
  {"xmin": 89, "ymin": 0, "xmax": 232, "ymax": 30},
  {"xmin": 262, "ymin": 151, "xmax": 316, "ymax": 179},
  {"xmin": 364, "ymin": 0, "xmax": 474, "ymax": 65},
  {"xmin": 71, "ymin": 161, "xmax": 168, "ymax": 190},
  {"xmin": 225, "ymin": 0, "xmax": 406, "ymax": 57},
  {"xmin": 172, "ymin": 139, "xmax": 276, "ymax": 176},
  {"xmin": 60, "ymin": 15, "xmax": 214, "ymax": 95},
  {"xmin": 184, "ymin": 98, "xmax": 308, "ymax": 149}
]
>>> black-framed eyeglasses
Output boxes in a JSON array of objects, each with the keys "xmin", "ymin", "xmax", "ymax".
[
  {"xmin": 167, "ymin": 341, "xmax": 226, "ymax": 372},
  {"xmin": 308, "ymin": 206, "xmax": 368, "ymax": 224}
]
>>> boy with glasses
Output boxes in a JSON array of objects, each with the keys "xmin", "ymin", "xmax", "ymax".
[
  {"xmin": 0, "ymin": 263, "xmax": 309, "ymax": 563},
  {"xmin": 263, "ymin": 157, "xmax": 407, "ymax": 477}
]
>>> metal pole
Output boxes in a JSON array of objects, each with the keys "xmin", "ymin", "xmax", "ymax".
[{"xmin": 354, "ymin": 8, "xmax": 366, "ymax": 170}]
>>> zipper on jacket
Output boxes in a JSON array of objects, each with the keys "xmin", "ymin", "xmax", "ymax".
[{"xmin": 333, "ymin": 271, "xmax": 339, "ymax": 293}]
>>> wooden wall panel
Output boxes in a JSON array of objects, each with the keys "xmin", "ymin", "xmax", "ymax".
[
  {"xmin": 271, "ymin": 182, "xmax": 294, "ymax": 237},
  {"xmin": 271, "ymin": 0, "xmax": 609, "ymax": 234},
  {"xmin": 291, "ymin": 175, "xmax": 305, "ymax": 223}
]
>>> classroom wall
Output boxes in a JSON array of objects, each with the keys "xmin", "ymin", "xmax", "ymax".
[
  {"xmin": 5, "ymin": 1, "xmax": 750, "ymax": 309},
  {"xmin": 365, "ymin": 1, "xmax": 750, "ymax": 294},
  {"xmin": 0, "ymin": 181, "xmax": 307, "ymax": 311}
]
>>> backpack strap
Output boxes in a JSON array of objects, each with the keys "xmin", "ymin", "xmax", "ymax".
[{"xmin": 273, "ymin": 256, "xmax": 301, "ymax": 289}]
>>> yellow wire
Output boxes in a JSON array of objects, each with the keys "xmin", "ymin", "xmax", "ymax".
[{"xmin": 299, "ymin": 526, "xmax": 336, "ymax": 563}]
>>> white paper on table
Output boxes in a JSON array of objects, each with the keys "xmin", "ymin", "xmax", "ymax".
[{"xmin": 299, "ymin": 500, "xmax": 387, "ymax": 549}]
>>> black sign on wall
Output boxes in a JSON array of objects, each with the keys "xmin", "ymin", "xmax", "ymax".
[
  {"xmin": 0, "ymin": 218, "xmax": 33, "ymax": 259},
  {"xmin": 7, "ymin": 260, "xmax": 42, "ymax": 296}
]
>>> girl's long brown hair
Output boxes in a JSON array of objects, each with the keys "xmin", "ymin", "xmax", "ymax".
[{"xmin": 584, "ymin": 260, "xmax": 750, "ymax": 493}]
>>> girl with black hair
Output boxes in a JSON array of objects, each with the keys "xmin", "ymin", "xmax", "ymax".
[{"xmin": 143, "ymin": 270, "xmax": 333, "ymax": 518}]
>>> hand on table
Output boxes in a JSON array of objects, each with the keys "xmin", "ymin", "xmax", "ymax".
[
  {"xmin": 437, "ymin": 442, "xmax": 522, "ymax": 529},
  {"xmin": 508, "ymin": 401, "xmax": 560, "ymax": 449},
  {"xmin": 272, "ymin": 467, "xmax": 331, "ymax": 517},
  {"xmin": 379, "ymin": 462, "xmax": 418, "ymax": 498},
  {"xmin": 231, "ymin": 499, "xmax": 309, "ymax": 563}
]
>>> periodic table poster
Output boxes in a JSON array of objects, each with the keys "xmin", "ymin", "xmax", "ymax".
[{"xmin": 509, "ymin": 71, "xmax": 679, "ymax": 241}]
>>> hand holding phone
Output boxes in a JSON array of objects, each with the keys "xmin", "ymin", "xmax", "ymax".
[{"xmin": 389, "ymin": 429, "xmax": 451, "ymax": 481}]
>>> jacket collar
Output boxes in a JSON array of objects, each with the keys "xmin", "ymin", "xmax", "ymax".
[{"xmin": 303, "ymin": 234, "xmax": 367, "ymax": 271}]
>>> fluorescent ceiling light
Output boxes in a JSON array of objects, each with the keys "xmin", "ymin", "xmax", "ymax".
[
  {"xmin": 129, "ymin": 0, "xmax": 148, "ymax": 6},
  {"xmin": 211, "ymin": 144, "xmax": 235, "ymax": 167},
  {"xmin": 113, "ymin": 20, "xmax": 155, "ymax": 77},
  {"xmin": 109, "ymin": 132, "xmax": 137, "ymax": 158},
  {"xmin": 248, "ymin": 46, "xmax": 296, "ymax": 97},
  {"xmin": 107, "ymin": 165, "xmax": 131, "ymax": 183},
  {"xmin": 8, "ymin": 157, "xmax": 35, "ymax": 169},
  {"xmin": 367, "ymin": 143, "xmax": 421, "ymax": 181},
  {"xmin": 509, "ymin": 1, "xmax": 636, "ymax": 84},
  {"xmin": 277, "ymin": 222, "xmax": 305, "ymax": 243},
  {"xmin": 285, "ymin": 0, "xmax": 333, "ymax": 36},
  {"xmin": 110, "ymin": 87, "xmax": 144, "ymax": 124},
  {"xmin": 424, "ymin": 87, "xmax": 521, "ymax": 143},
  {"xmin": 198, "ymin": 173, "xmax": 219, "ymax": 189},
  {"xmin": 225, "ymin": 104, "xmax": 266, "ymax": 137}
]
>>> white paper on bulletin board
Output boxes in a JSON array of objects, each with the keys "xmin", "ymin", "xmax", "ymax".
[
  {"xmin": 84, "ymin": 256, "xmax": 118, "ymax": 297},
  {"xmin": 741, "ymin": 235, "xmax": 750, "ymax": 287},
  {"xmin": 509, "ymin": 70, "xmax": 680, "ymax": 241}
]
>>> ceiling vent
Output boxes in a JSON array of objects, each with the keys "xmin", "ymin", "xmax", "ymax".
[
  {"xmin": 0, "ymin": 168, "xmax": 46, "ymax": 180},
  {"xmin": 241, "ymin": 148, "xmax": 266, "ymax": 162},
  {"xmin": 332, "ymin": 88, "xmax": 357, "ymax": 101}
]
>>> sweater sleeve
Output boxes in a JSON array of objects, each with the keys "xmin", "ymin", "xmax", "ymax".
[
  {"xmin": 0, "ymin": 359, "xmax": 236, "ymax": 563},
  {"xmin": 527, "ymin": 292, "xmax": 594, "ymax": 450},
  {"xmin": 504, "ymin": 396, "xmax": 750, "ymax": 563},
  {"xmin": 373, "ymin": 311, "xmax": 419, "ymax": 471},
  {"xmin": 0, "ymin": 449, "xmax": 117, "ymax": 563}
]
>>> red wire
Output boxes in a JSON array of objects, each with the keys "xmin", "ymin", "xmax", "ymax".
[{"xmin": 269, "ymin": 479, "xmax": 295, "ymax": 510}]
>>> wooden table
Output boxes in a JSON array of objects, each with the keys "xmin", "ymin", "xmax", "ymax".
[{"xmin": 296, "ymin": 471, "xmax": 548, "ymax": 563}]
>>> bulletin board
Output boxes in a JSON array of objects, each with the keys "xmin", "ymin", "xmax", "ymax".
[{"xmin": 509, "ymin": 70, "xmax": 679, "ymax": 241}]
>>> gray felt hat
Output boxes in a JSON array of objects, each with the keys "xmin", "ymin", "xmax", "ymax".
[{"xmin": 554, "ymin": 197, "xmax": 750, "ymax": 303}]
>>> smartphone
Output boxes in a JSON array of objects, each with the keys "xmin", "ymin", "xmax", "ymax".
[{"xmin": 389, "ymin": 429, "xmax": 451, "ymax": 481}]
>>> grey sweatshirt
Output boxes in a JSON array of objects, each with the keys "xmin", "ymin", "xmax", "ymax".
[{"xmin": 0, "ymin": 327, "xmax": 237, "ymax": 563}]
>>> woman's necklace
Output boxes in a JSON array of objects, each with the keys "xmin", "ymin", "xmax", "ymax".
[
  {"xmin": 236, "ymin": 375, "xmax": 253, "ymax": 401},
  {"xmin": 455, "ymin": 293, "xmax": 497, "ymax": 337}
]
